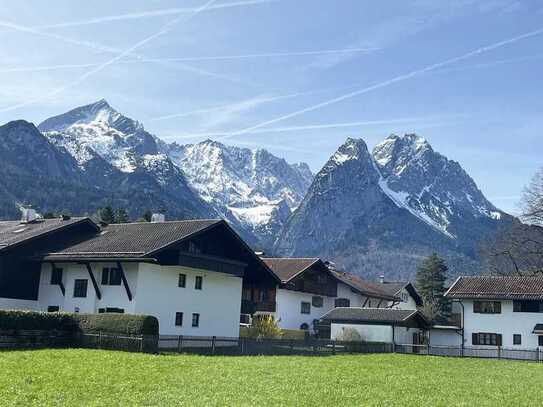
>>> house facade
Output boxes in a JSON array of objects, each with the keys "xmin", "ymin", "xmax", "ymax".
[
  {"xmin": 0, "ymin": 215, "xmax": 279, "ymax": 337},
  {"xmin": 445, "ymin": 276, "xmax": 543, "ymax": 349},
  {"xmin": 258, "ymin": 258, "xmax": 398, "ymax": 332},
  {"xmin": 378, "ymin": 281, "xmax": 423, "ymax": 310}
]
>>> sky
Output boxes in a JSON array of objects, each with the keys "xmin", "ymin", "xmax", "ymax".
[{"xmin": 0, "ymin": 0, "xmax": 541, "ymax": 214}]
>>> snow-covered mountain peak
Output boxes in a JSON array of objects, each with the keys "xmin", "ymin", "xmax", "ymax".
[
  {"xmin": 328, "ymin": 137, "xmax": 369, "ymax": 167},
  {"xmin": 372, "ymin": 133, "xmax": 431, "ymax": 172}
]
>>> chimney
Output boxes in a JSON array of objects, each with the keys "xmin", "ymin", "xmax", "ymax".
[
  {"xmin": 20, "ymin": 206, "xmax": 38, "ymax": 223},
  {"xmin": 151, "ymin": 213, "xmax": 166, "ymax": 223},
  {"xmin": 379, "ymin": 274, "xmax": 385, "ymax": 284}
]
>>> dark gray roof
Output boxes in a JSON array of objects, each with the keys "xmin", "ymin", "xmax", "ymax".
[
  {"xmin": 445, "ymin": 276, "xmax": 543, "ymax": 300},
  {"xmin": 331, "ymin": 271, "xmax": 398, "ymax": 301},
  {"xmin": 41, "ymin": 219, "xmax": 221, "ymax": 260},
  {"xmin": 379, "ymin": 281, "xmax": 423, "ymax": 306},
  {"xmin": 0, "ymin": 217, "xmax": 94, "ymax": 251},
  {"xmin": 533, "ymin": 324, "xmax": 543, "ymax": 334},
  {"xmin": 321, "ymin": 307, "xmax": 427, "ymax": 326},
  {"xmin": 261, "ymin": 258, "xmax": 321, "ymax": 282}
]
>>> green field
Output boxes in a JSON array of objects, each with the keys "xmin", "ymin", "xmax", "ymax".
[{"xmin": 1, "ymin": 349, "xmax": 542, "ymax": 406}]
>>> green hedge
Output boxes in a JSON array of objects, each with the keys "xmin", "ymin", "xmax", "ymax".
[{"xmin": 0, "ymin": 310, "xmax": 159, "ymax": 336}]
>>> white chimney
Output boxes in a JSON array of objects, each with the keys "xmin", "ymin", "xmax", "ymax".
[
  {"xmin": 151, "ymin": 213, "xmax": 166, "ymax": 223},
  {"xmin": 20, "ymin": 207, "xmax": 38, "ymax": 223},
  {"xmin": 379, "ymin": 274, "xmax": 385, "ymax": 284}
]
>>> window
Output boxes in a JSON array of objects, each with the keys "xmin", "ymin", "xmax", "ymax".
[
  {"xmin": 175, "ymin": 312, "xmax": 183, "ymax": 326},
  {"xmin": 472, "ymin": 332, "xmax": 502, "ymax": 346},
  {"xmin": 195, "ymin": 276, "xmax": 203, "ymax": 290},
  {"xmin": 50, "ymin": 268, "xmax": 63, "ymax": 285},
  {"xmin": 73, "ymin": 279, "xmax": 88, "ymax": 298},
  {"xmin": 312, "ymin": 296, "xmax": 323, "ymax": 308},
  {"xmin": 188, "ymin": 241, "xmax": 202, "ymax": 254},
  {"xmin": 178, "ymin": 274, "xmax": 186, "ymax": 288},
  {"xmin": 473, "ymin": 301, "xmax": 501, "ymax": 314},
  {"xmin": 539, "ymin": 336, "xmax": 543, "ymax": 347},
  {"xmin": 335, "ymin": 298, "xmax": 350, "ymax": 308},
  {"xmin": 513, "ymin": 334, "xmax": 522, "ymax": 345},
  {"xmin": 513, "ymin": 300, "xmax": 543, "ymax": 313},
  {"xmin": 192, "ymin": 313, "xmax": 200, "ymax": 327},
  {"xmin": 102, "ymin": 267, "xmax": 122, "ymax": 286},
  {"xmin": 106, "ymin": 307, "xmax": 124, "ymax": 313},
  {"xmin": 301, "ymin": 301, "xmax": 311, "ymax": 314},
  {"xmin": 47, "ymin": 306, "xmax": 59, "ymax": 312}
]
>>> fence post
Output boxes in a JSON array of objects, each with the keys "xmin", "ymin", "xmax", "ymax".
[
  {"xmin": 139, "ymin": 336, "xmax": 144, "ymax": 352},
  {"xmin": 177, "ymin": 335, "xmax": 183, "ymax": 353},
  {"xmin": 99, "ymin": 331, "xmax": 102, "ymax": 349},
  {"xmin": 240, "ymin": 337, "xmax": 244, "ymax": 355},
  {"xmin": 211, "ymin": 336, "xmax": 216, "ymax": 355},
  {"xmin": 498, "ymin": 346, "xmax": 501, "ymax": 359},
  {"xmin": 332, "ymin": 340, "xmax": 336, "ymax": 355}
]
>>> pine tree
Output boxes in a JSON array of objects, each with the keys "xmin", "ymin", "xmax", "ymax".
[
  {"xmin": 98, "ymin": 206, "xmax": 115, "ymax": 224},
  {"xmin": 115, "ymin": 208, "xmax": 129, "ymax": 224},
  {"xmin": 415, "ymin": 253, "xmax": 451, "ymax": 324},
  {"xmin": 139, "ymin": 210, "xmax": 152, "ymax": 222}
]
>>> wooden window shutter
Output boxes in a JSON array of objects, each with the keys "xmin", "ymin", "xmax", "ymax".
[
  {"xmin": 494, "ymin": 302, "xmax": 501, "ymax": 313},
  {"xmin": 472, "ymin": 333, "xmax": 478, "ymax": 345},
  {"xmin": 473, "ymin": 301, "xmax": 480, "ymax": 313},
  {"xmin": 497, "ymin": 334, "xmax": 502, "ymax": 346}
]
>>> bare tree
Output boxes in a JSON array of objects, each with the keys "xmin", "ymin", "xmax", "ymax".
[
  {"xmin": 521, "ymin": 167, "xmax": 543, "ymax": 226},
  {"xmin": 483, "ymin": 166, "xmax": 543, "ymax": 275},
  {"xmin": 483, "ymin": 222, "xmax": 543, "ymax": 275}
]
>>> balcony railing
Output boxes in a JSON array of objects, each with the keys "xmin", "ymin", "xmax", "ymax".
[{"xmin": 241, "ymin": 300, "xmax": 276, "ymax": 314}]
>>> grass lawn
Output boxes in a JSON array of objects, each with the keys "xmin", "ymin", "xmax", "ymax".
[{"xmin": 1, "ymin": 350, "xmax": 543, "ymax": 406}]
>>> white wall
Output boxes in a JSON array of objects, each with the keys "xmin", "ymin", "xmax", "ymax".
[
  {"xmin": 37, "ymin": 262, "xmax": 243, "ymax": 337},
  {"xmin": 331, "ymin": 323, "xmax": 420, "ymax": 344},
  {"xmin": 274, "ymin": 289, "xmax": 335, "ymax": 331},
  {"xmin": 0, "ymin": 297, "xmax": 39, "ymax": 310},
  {"xmin": 462, "ymin": 299, "xmax": 543, "ymax": 349},
  {"xmin": 429, "ymin": 329, "xmax": 463, "ymax": 347},
  {"xmin": 135, "ymin": 263, "xmax": 242, "ymax": 337},
  {"xmin": 389, "ymin": 287, "xmax": 418, "ymax": 310}
]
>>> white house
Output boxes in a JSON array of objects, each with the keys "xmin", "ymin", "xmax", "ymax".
[
  {"xmin": 0, "ymin": 215, "xmax": 279, "ymax": 337},
  {"xmin": 445, "ymin": 276, "xmax": 543, "ymax": 349},
  {"xmin": 257, "ymin": 258, "xmax": 399, "ymax": 332}
]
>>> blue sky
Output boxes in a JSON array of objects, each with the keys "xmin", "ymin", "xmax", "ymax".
[{"xmin": 0, "ymin": 0, "xmax": 541, "ymax": 214}]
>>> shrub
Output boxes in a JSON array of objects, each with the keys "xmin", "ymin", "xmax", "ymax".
[
  {"xmin": 336, "ymin": 327, "xmax": 362, "ymax": 342},
  {"xmin": 72, "ymin": 314, "xmax": 158, "ymax": 336},
  {"xmin": 246, "ymin": 315, "xmax": 283, "ymax": 339},
  {"xmin": 0, "ymin": 310, "xmax": 158, "ymax": 336}
]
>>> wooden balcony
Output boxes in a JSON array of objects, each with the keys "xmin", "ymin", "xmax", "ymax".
[{"xmin": 241, "ymin": 299, "xmax": 276, "ymax": 314}]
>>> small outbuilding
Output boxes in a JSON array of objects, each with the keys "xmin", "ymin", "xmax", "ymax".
[{"xmin": 320, "ymin": 307, "xmax": 429, "ymax": 345}]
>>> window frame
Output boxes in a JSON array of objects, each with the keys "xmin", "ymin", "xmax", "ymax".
[
  {"xmin": 539, "ymin": 336, "xmax": 543, "ymax": 347},
  {"xmin": 101, "ymin": 267, "xmax": 122, "ymax": 286},
  {"xmin": 312, "ymin": 296, "xmax": 323, "ymax": 308},
  {"xmin": 473, "ymin": 301, "xmax": 501, "ymax": 314},
  {"xmin": 178, "ymin": 273, "xmax": 186, "ymax": 288},
  {"xmin": 73, "ymin": 279, "xmax": 88, "ymax": 298},
  {"xmin": 335, "ymin": 298, "xmax": 351, "ymax": 308},
  {"xmin": 192, "ymin": 313, "xmax": 200, "ymax": 327},
  {"xmin": 175, "ymin": 312, "xmax": 184, "ymax": 327},
  {"xmin": 195, "ymin": 276, "xmax": 203, "ymax": 290},
  {"xmin": 513, "ymin": 334, "xmax": 522, "ymax": 345},
  {"xmin": 301, "ymin": 301, "xmax": 311, "ymax": 314},
  {"xmin": 513, "ymin": 300, "xmax": 543, "ymax": 313},
  {"xmin": 47, "ymin": 305, "xmax": 60, "ymax": 312},
  {"xmin": 472, "ymin": 332, "xmax": 502, "ymax": 346}
]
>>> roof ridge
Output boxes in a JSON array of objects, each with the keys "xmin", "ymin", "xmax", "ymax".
[{"xmin": 107, "ymin": 219, "xmax": 222, "ymax": 226}]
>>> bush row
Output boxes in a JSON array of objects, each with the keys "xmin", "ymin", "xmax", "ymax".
[{"xmin": 0, "ymin": 310, "xmax": 158, "ymax": 336}]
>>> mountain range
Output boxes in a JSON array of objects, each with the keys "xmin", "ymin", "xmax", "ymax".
[{"xmin": 0, "ymin": 100, "xmax": 511, "ymax": 280}]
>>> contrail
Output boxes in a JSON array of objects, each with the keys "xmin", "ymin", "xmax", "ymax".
[
  {"xmin": 149, "ymin": 90, "xmax": 337, "ymax": 122},
  {"xmin": 168, "ymin": 115, "xmax": 458, "ymax": 139},
  {"xmin": 217, "ymin": 26, "xmax": 543, "ymax": 140},
  {"xmin": 0, "ymin": 48, "xmax": 378, "ymax": 75},
  {"xmin": 0, "ymin": 0, "xmax": 218, "ymax": 113},
  {"xmin": 0, "ymin": 13, "xmax": 258, "ymax": 87},
  {"xmin": 35, "ymin": 0, "xmax": 277, "ymax": 29}
]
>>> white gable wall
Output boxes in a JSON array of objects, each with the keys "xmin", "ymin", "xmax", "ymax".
[{"xmin": 36, "ymin": 261, "xmax": 243, "ymax": 337}]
